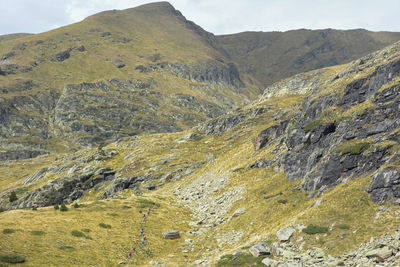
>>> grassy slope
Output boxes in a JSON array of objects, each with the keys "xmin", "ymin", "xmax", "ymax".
[
  {"xmin": 0, "ymin": 65, "xmax": 398, "ymax": 265},
  {"xmin": 0, "ymin": 2, "xmax": 260, "ymax": 155},
  {"xmin": 218, "ymin": 29, "xmax": 400, "ymax": 88}
]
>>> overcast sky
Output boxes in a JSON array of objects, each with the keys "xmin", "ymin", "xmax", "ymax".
[{"xmin": 1, "ymin": 0, "xmax": 400, "ymax": 35}]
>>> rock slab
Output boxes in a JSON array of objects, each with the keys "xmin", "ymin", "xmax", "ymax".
[
  {"xmin": 249, "ymin": 241, "xmax": 271, "ymax": 257},
  {"xmin": 163, "ymin": 231, "xmax": 180, "ymax": 239}
]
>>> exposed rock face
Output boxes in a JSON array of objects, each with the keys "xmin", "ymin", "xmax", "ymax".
[
  {"xmin": 251, "ymin": 53, "xmax": 400, "ymax": 203},
  {"xmin": 49, "ymin": 49, "xmax": 71, "ymax": 62},
  {"xmin": 253, "ymin": 120, "xmax": 289, "ymax": 150},
  {"xmin": 368, "ymin": 167, "xmax": 400, "ymax": 204},
  {"xmin": 100, "ymin": 175, "xmax": 153, "ymax": 199}
]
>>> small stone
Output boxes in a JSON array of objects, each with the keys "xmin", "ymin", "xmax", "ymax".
[
  {"xmin": 276, "ymin": 226, "xmax": 296, "ymax": 242},
  {"xmin": 262, "ymin": 257, "xmax": 279, "ymax": 266},
  {"xmin": 193, "ymin": 259, "xmax": 207, "ymax": 265},
  {"xmin": 232, "ymin": 208, "xmax": 246, "ymax": 217},
  {"xmin": 249, "ymin": 241, "xmax": 271, "ymax": 257}
]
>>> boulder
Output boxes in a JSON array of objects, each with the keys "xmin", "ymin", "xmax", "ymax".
[
  {"xmin": 112, "ymin": 59, "xmax": 126, "ymax": 68},
  {"xmin": 163, "ymin": 231, "xmax": 180, "ymax": 239},
  {"xmin": 276, "ymin": 226, "xmax": 295, "ymax": 242},
  {"xmin": 262, "ymin": 257, "xmax": 279, "ymax": 266},
  {"xmin": 365, "ymin": 246, "xmax": 393, "ymax": 262},
  {"xmin": 232, "ymin": 208, "xmax": 246, "ymax": 217},
  {"xmin": 249, "ymin": 241, "xmax": 271, "ymax": 257}
]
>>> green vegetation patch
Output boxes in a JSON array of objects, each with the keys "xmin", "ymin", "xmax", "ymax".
[
  {"xmin": 337, "ymin": 224, "xmax": 350, "ymax": 230},
  {"xmin": 3, "ymin": 228, "xmax": 16, "ymax": 234},
  {"xmin": 99, "ymin": 223, "xmax": 112, "ymax": 229},
  {"xmin": 217, "ymin": 253, "xmax": 264, "ymax": 266},
  {"xmin": 335, "ymin": 140, "xmax": 371, "ymax": 155},
  {"xmin": 303, "ymin": 107, "xmax": 342, "ymax": 132},
  {"xmin": 302, "ymin": 224, "xmax": 329, "ymax": 235},
  {"xmin": 60, "ymin": 204, "xmax": 68, "ymax": 212},
  {"xmin": 232, "ymin": 167, "xmax": 245, "ymax": 173},
  {"xmin": 8, "ymin": 191, "xmax": 18, "ymax": 202},
  {"xmin": 31, "ymin": 230, "xmax": 45, "ymax": 236},
  {"xmin": 0, "ymin": 254, "xmax": 25, "ymax": 264},
  {"xmin": 277, "ymin": 199, "xmax": 288, "ymax": 204},
  {"xmin": 54, "ymin": 204, "xmax": 59, "ymax": 210},
  {"xmin": 81, "ymin": 228, "xmax": 91, "ymax": 233},
  {"xmin": 71, "ymin": 230, "xmax": 85, "ymax": 238}
]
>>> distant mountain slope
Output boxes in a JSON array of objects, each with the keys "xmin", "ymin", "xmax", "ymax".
[
  {"xmin": 0, "ymin": 33, "xmax": 32, "ymax": 42},
  {"xmin": 0, "ymin": 2, "xmax": 257, "ymax": 159},
  {"xmin": 218, "ymin": 29, "xmax": 400, "ymax": 87}
]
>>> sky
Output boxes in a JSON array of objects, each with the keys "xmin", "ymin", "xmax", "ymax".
[{"xmin": 1, "ymin": 0, "xmax": 400, "ymax": 35}]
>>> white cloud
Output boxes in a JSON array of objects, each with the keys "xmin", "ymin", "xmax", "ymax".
[{"xmin": 0, "ymin": 0, "xmax": 399, "ymax": 35}]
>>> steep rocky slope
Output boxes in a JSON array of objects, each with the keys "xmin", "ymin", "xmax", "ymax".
[
  {"xmin": 218, "ymin": 29, "xmax": 400, "ymax": 87},
  {"xmin": 0, "ymin": 41, "xmax": 399, "ymax": 266}
]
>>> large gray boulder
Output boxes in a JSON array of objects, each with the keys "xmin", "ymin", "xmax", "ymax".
[
  {"xmin": 249, "ymin": 241, "xmax": 271, "ymax": 257},
  {"xmin": 276, "ymin": 226, "xmax": 295, "ymax": 242}
]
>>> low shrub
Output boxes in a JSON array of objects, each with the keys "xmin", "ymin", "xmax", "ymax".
[
  {"xmin": 8, "ymin": 191, "xmax": 17, "ymax": 203},
  {"xmin": 0, "ymin": 254, "xmax": 25, "ymax": 263},
  {"xmin": 31, "ymin": 230, "xmax": 45, "ymax": 236},
  {"xmin": 81, "ymin": 228, "xmax": 91, "ymax": 233},
  {"xmin": 60, "ymin": 204, "xmax": 68, "ymax": 212},
  {"xmin": 99, "ymin": 223, "xmax": 111, "ymax": 229},
  {"xmin": 73, "ymin": 203, "xmax": 80, "ymax": 208},
  {"xmin": 277, "ymin": 199, "xmax": 288, "ymax": 204},
  {"xmin": 302, "ymin": 224, "xmax": 329, "ymax": 235},
  {"xmin": 54, "ymin": 204, "xmax": 59, "ymax": 210},
  {"xmin": 2, "ymin": 228, "xmax": 15, "ymax": 234},
  {"xmin": 338, "ymin": 224, "xmax": 350, "ymax": 230},
  {"xmin": 71, "ymin": 230, "xmax": 85, "ymax": 238},
  {"xmin": 32, "ymin": 207, "xmax": 37, "ymax": 211},
  {"xmin": 0, "ymin": 207, "xmax": 4, "ymax": 212}
]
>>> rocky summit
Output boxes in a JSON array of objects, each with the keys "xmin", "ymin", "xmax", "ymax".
[{"xmin": 0, "ymin": 2, "xmax": 400, "ymax": 266}]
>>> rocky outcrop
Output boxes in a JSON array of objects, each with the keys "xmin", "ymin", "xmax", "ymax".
[
  {"xmin": 100, "ymin": 175, "xmax": 153, "ymax": 199},
  {"xmin": 253, "ymin": 120, "xmax": 289, "ymax": 150},
  {"xmin": 135, "ymin": 61, "xmax": 245, "ymax": 89},
  {"xmin": 368, "ymin": 167, "xmax": 400, "ymax": 205},
  {"xmin": 250, "ymin": 55, "xmax": 400, "ymax": 203}
]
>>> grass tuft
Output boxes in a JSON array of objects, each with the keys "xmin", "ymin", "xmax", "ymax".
[
  {"xmin": 2, "ymin": 228, "xmax": 16, "ymax": 234},
  {"xmin": 302, "ymin": 224, "xmax": 329, "ymax": 235},
  {"xmin": 31, "ymin": 230, "xmax": 45, "ymax": 236},
  {"xmin": 71, "ymin": 230, "xmax": 85, "ymax": 238},
  {"xmin": 99, "ymin": 223, "xmax": 112, "ymax": 229},
  {"xmin": 0, "ymin": 254, "xmax": 25, "ymax": 263}
]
